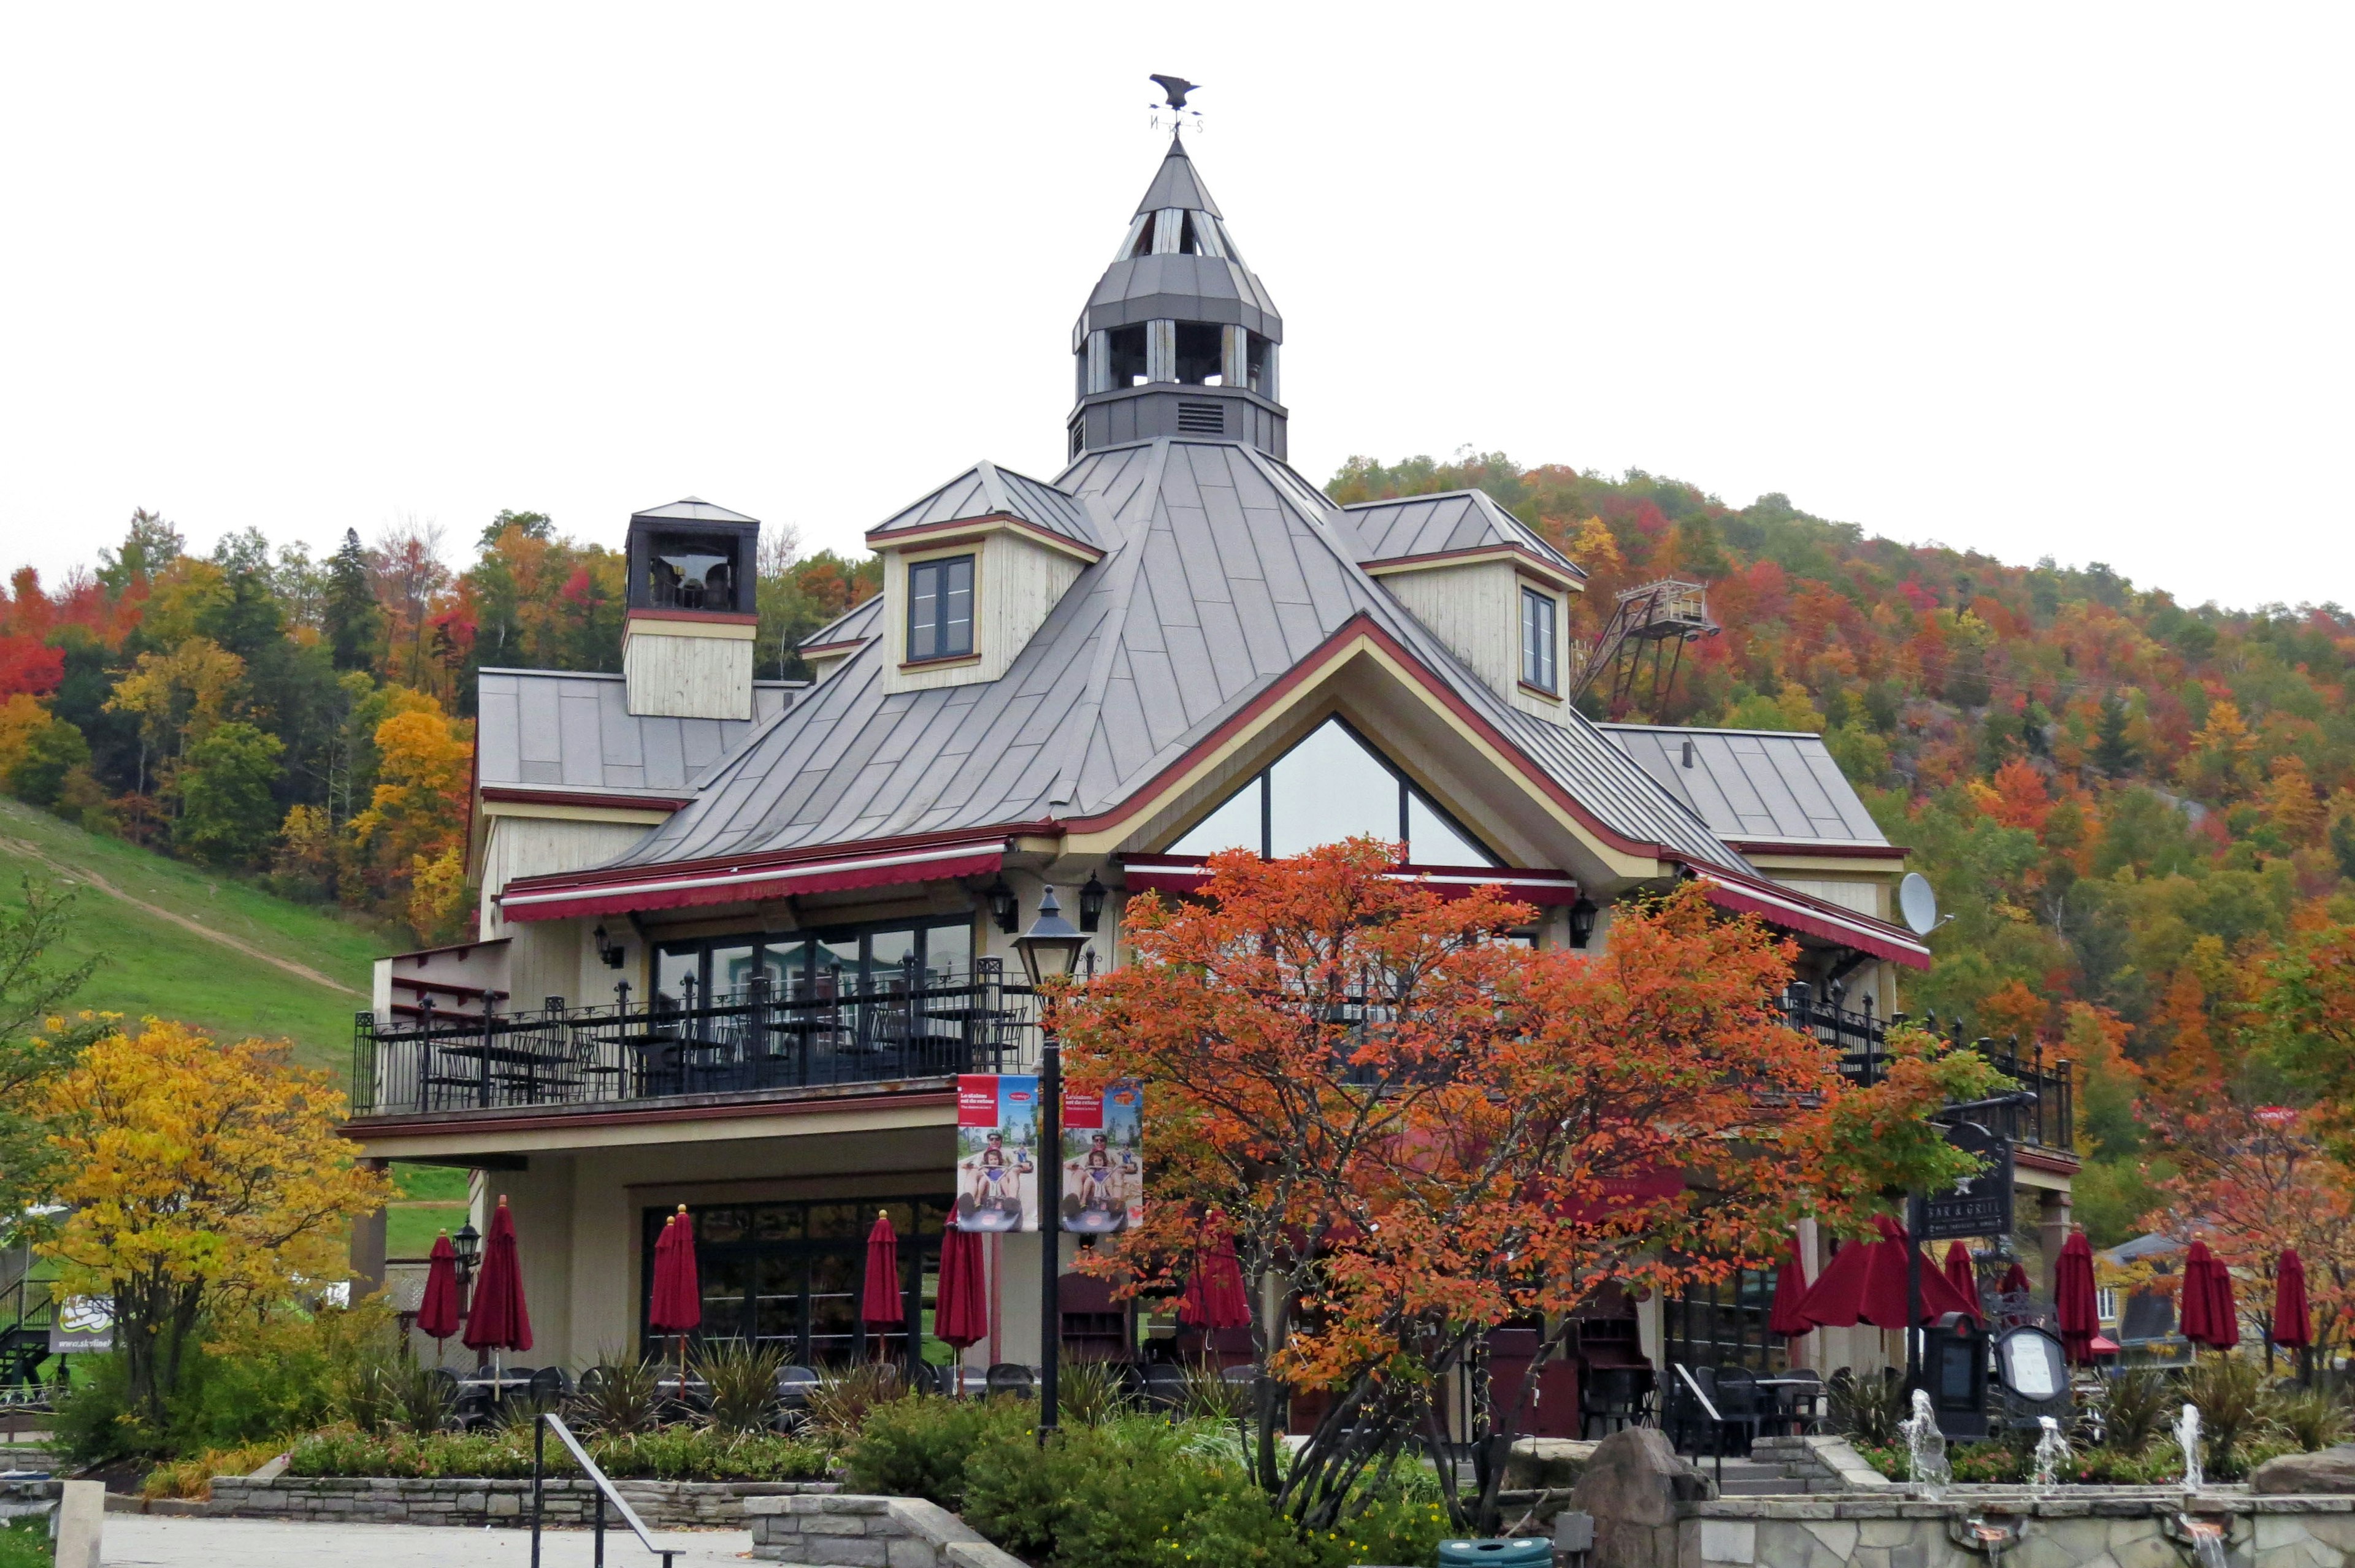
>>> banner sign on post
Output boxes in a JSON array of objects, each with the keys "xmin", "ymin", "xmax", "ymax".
[
  {"xmin": 1061, "ymin": 1079, "xmax": 1144, "ymax": 1234},
  {"xmin": 955, "ymin": 1074, "xmax": 1040, "ymax": 1233}
]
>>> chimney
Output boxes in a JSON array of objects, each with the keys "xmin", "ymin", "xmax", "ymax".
[{"xmin": 621, "ymin": 498, "xmax": 759, "ymax": 720}]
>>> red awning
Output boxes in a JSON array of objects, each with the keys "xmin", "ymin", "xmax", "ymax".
[
  {"xmin": 1120, "ymin": 855, "xmax": 1582, "ymax": 906},
  {"xmin": 1691, "ymin": 871, "xmax": 1932, "ymax": 971},
  {"xmin": 500, "ymin": 839, "xmax": 1006, "ymax": 922}
]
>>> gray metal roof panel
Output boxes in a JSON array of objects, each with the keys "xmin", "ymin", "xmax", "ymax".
[
  {"xmin": 1342, "ymin": 490, "xmax": 1582, "ymax": 577},
  {"xmin": 631, "ymin": 496, "xmax": 757, "ymax": 526},
  {"xmin": 1596, "ymin": 725, "xmax": 1889, "ymax": 846},
  {"xmin": 472, "ymin": 668, "xmax": 804, "ymax": 796},
  {"xmin": 1134, "ymin": 136, "xmax": 1223, "ymax": 218},
  {"xmin": 867, "ymin": 460, "xmax": 1103, "ymax": 550},
  {"xmin": 592, "ymin": 440, "xmax": 1747, "ymax": 878}
]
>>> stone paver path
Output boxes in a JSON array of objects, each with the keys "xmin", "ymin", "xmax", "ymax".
[{"xmin": 102, "ymin": 1514, "xmax": 754, "ymax": 1566}]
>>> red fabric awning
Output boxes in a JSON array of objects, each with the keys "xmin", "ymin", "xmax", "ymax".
[
  {"xmin": 1690, "ymin": 871, "xmax": 1934, "ymax": 971},
  {"xmin": 1119, "ymin": 854, "xmax": 1583, "ymax": 906},
  {"xmin": 500, "ymin": 840, "xmax": 1005, "ymax": 922}
]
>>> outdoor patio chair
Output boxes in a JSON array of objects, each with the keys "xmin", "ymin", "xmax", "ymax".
[
  {"xmin": 526, "ymin": 1366, "xmax": 572, "ymax": 1404},
  {"xmin": 1767, "ymin": 1368, "xmax": 1828, "ymax": 1435},
  {"xmin": 984, "ymin": 1363, "xmax": 1035, "ymax": 1399},
  {"xmin": 1581, "ymin": 1366, "xmax": 1648, "ymax": 1439},
  {"xmin": 1136, "ymin": 1363, "xmax": 1187, "ymax": 1412},
  {"xmin": 1711, "ymin": 1366, "xmax": 1766, "ymax": 1455}
]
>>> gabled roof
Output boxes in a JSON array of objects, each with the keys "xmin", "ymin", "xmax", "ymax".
[
  {"xmin": 1598, "ymin": 724, "xmax": 1889, "ymax": 849},
  {"xmin": 630, "ymin": 496, "xmax": 757, "ymax": 526},
  {"xmin": 1343, "ymin": 490, "xmax": 1585, "ymax": 583},
  {"xmin": 797, "ymin": 594, "xmax": 884, "ymax": 654},
  {"xmin": 867, "ymin": 460, "xmax": 1106, "ymax": 554},
  {"xmin": 477, "ymin": 669, "xmax": 802, "ymax": 801},
  {"xmin": 580, "ymin": 438, "xmax": 1746, "ymax": 876}
]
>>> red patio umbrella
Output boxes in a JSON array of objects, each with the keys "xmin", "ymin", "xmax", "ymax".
[
  {"xmin": 649, "ymin": 1206, "xmax": 701, "ymax": 1377},
  {"xmin": 1767, "ymin": 1237, "xmax": 1814, "ymax": 1338},
  {"xmin": 2272, "ymin": 1250, "xmax": 2313, "ymax": 1350},
  {"xmin": 415, "ymin": 1232, "xmax": 462, "ymax": 1363},
  {"xmin": 1942, "ymin": 1243, "xmax": 1980, "ymax": 1317},
  {"xmin": 2054, "ymin": 1231, "xmax": 2100, "ymax": 1363},
  {"xmin": 1998, "ymin": 1261, "xmax": 2032, "ymax": 1297},
  {"xmin": 860, "ymin": 1210, "xmax": 905, "ymax": 1344},
  {"xmin": 2181, "ymin": 1240, "xmax": 2240, "ymax": 1350},
  {"xmin": 462, "ymin": 1196, "xmax": 532, "ymax": 1373},
  {"xmin": 1798, "ymin": 1215, "xmax": 1978, "ymax": 1329},
  {"xmin": 1180, "ymin": 1214, "xmax": 1251, "ymax": 1331},
  {"xmin": 933, "ymin": 1226, "xmax": 990, "ymax": 1385}
]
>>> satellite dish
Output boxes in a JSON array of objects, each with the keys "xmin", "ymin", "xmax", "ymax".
[{"xmin": 1899, "ymin": 873, "xmax": 1940, "ymax": 936}]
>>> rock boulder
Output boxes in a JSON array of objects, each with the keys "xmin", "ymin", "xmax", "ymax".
[
  {"xmin": 1568, "ymin": 1426, "xmax": 1712, "ymax": 1568},
  {"xmin": 2251, "ymin": 1446, "xmax": 2355, "ymax": 1494}
]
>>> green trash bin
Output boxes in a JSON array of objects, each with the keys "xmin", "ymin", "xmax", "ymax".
[{"xmin": 1436, "ymin": 1539, "xmax": 1552, "ymax": 1566}]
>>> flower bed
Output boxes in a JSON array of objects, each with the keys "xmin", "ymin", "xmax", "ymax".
[{"xmin": 288, "ymin": 1424, "xmax": 832, "ymax": 1482}]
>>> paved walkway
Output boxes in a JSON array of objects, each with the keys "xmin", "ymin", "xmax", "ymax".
[{"xmin": 101, "ymin": 1515, "xmax": 755, "ymax": 1565}]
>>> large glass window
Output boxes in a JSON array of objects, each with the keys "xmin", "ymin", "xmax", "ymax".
[
  {"xmin": 1169, "ymin": 716, "xmax": 1498, "ymax": 866},
  {"xmin": 907, "ymin": 555, "xmax": 975, "ymax": 662},
  {"xmin": 1521, "ymin": 586, "xmax": 1558, "ymax": 693},
  {"xmin": 656, "ymin": 916, "xmax": 978, "ymax": 1003}
]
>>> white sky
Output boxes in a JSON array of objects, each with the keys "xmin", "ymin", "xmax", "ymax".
[{"xmin": 2, "ymin": 5, "xmax": 2348, "ymax": 611}]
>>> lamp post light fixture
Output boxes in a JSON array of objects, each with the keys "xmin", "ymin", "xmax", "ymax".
[
  {"xmin": 452, "ymin": 1219, "xmax": 483, "ymax": 1300},
  {"xmin": 1568, "ymin": 897, "xmax": 1599, "ymax": 950},
  {"xmin": 1077, "ymin": 874, "xmax": 1108, "ymax": 934},
  {"xmin": 1013, "ymin": 885, "xmax": 1092, "ymax": 1445},
  {"xmin": 984, "ymin": 878, "xmax": 1020, "ymax": 935}
]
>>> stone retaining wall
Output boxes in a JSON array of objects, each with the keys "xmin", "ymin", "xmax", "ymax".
[
  {"xmin": 746, "ymin": 1493, "xmax": 1029, "ymax": 1568},
  {"xmin": 1680, "ymin": 1488, "xmax": 2355, "ymax": 1568},
  {"xmin": 207, "ymin": 1475, "xmax": 838, "ymax": 1529}
]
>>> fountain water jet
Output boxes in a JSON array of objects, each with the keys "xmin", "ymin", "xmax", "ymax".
[
  {"xmin": 2031, "ymin": 1415, "xmax": 2070, "ymax": 1493},
  {"xmin": 2175, "ymin": 1402, "xmax": 2204, "ymax": 1494},
  {"xmin": 1902, "ymin": 1388, "xmax": 1951, "ymax": 1498}
]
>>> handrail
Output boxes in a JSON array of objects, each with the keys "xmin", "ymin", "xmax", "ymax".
[
  {"xmin": 1671, "ymin": 1363, "xmax": 1727, "ymax": 1489},
  {"xmin": 530, "ymin": 1411, "xmax": 676, "ymax": 1568}
]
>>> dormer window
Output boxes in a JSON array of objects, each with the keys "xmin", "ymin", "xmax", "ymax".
[
  {"xmin": 1520, "ymin": 585, "xmax": 1558, "ymax": 694},
  {"xmin": 907, "ymin": 555, "xmax": 975, "ymax": 662}
]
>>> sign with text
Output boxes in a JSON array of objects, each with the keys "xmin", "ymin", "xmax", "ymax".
[
  {"xmin": 1061, "ymin": 1079, "xmax": 1144, "ymax": 1234},
  {"xmin": 1920, "ymin": 1121, "xmax": 2013, "ymax": 1242},
  {"xmin": 954, "ymin": 1074, "xmax": 1040, "ymax": 1232}
]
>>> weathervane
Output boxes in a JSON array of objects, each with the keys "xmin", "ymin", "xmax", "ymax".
[{"xmin": 1148, "ymin": 74, "xmax": 1203, "ymax": 136}]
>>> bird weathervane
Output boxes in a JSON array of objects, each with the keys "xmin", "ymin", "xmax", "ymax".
[{"xmin": 1149, "ymin": 74, "xmax": 1203, "ymax": 137}]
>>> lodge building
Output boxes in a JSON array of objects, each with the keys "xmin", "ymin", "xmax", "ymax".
[{"xmin": 346, "ymin": 130, "xmax": 2077, "ymax": 1429}]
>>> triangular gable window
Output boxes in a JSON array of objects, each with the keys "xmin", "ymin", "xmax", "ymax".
[{"xmin": 1169, "ymin": 717, "xmax": 1498, "ymax": 865}]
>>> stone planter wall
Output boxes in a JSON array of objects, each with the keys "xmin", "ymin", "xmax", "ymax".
[
  {"xmin": 1679, "ymin": 1488, "xmax": 2355, "ymax": 1568},
  {"xmin": 207, "ymin": 1475, "xmax": 838, "ymax": 1529},
  {"xmin": 746, "ymin": 1493, "xmax": 1029, "ymax": 1568}
]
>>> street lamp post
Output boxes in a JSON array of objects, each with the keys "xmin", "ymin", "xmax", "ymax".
[{"xmin": 1014, "ymin": 884, "xmax": 1090, "ymax": 1446}]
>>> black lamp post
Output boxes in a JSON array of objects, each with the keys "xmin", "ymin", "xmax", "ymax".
[
  {"xmin": 452, "ymin": 1220, "xmax": 482, "ymax": 1315},
  {"xmin": 1014, "ymin": 885, "xmax": 1090, "ymax": 1444}
]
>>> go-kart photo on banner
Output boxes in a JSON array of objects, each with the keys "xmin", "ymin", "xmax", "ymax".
[
  {"xmin": 1061, "ymin": 1079, "xmax": 1144, "ymax": 1234},
  {"xmin": 955, "ymin": 1074, "xmax": 1041, "ymax": 1232}
]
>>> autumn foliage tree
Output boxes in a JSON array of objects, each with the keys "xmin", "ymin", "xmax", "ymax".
[
  {"xmin": 1060, "ymin": 841, "xmax": 2003, "ymax": 1534},
  {"xmin": 35, "ymin": 1020, "xmax": 391, "ymax": 1429}
]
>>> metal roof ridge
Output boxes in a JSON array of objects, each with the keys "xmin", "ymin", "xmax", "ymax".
[
  {"xmin": 1044, "ymin": 440, "xmax": 1170, "ymax": 806},
  {"xmin": 479, "ymin": 667, "xmax": 624, "ymax": 681},
  {"xmin": 1598, "ymin": 722, "xmax": 1832, "ymax": 740}
]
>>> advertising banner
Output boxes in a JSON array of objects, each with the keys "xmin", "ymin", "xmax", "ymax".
[
  {"xmin": 954, "ymin": 1074, "xmax": 1040, "ymax": 1232},
  {"xmin": 1061, "ymin": 1079, "xmax": 1144, "ymax": 1234}
]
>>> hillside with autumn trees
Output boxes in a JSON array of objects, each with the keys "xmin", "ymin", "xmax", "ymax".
[{"xmin": 7, "ymin": 461, "xmax": 2355, "ymax": 1260}]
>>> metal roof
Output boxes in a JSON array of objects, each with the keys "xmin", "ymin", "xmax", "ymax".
[
  {"xmin": 868, "ymin": 459, "xmax": 1106, "ymax": 552},
  {"xmin": 1134, "ymin": 133, "xmax": 1222, "ymax": 217},
  {"xmin": 476, "ymin": 669, "xmax": 803, "ymax": 798},
  {"xmin": 1078, "ymin": 137, "xmax": 1281, "ymax": 344},
  {"xmin": 629, "ymin": 496, "xmax": 757, "ymax": 526},
  {"xmin": 594, "ymin": 439, "xmax": 1748, "ymax": 874},
  {"xmin": 1342, "ymin": 490, "xmax": 1584, "ymax": 578},
  {"xmin": 1598, "ymin": 724, "xmax": 1888, "ymax": 847},
  {"xmin": 797, "ymin": 593, "xmax": 883, "ymax": 652}
]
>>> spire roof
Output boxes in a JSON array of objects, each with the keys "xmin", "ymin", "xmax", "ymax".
[{"xmin": 1132, "ymin": 132, "xmax": 1223, "ymax": 219}]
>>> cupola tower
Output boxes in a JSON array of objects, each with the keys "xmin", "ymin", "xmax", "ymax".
[{"xmin": 1066, "ymin": 132, "xmax": 1286, "ymax": 462}]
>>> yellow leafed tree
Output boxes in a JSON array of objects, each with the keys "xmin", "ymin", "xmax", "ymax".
[{"xmin": 37, "ymin": 1019, "xmax": 392, "ymax": 1427}]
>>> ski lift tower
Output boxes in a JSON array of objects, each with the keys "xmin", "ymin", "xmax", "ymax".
[{"xmin": 1568, "ymin": 578, "xmax": 1719, "ymax": 718}]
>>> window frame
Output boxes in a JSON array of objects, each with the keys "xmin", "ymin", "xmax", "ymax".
[
  {"xmin": 905, "ymin": 553, "xmax": 976, "ymax": 664},
  {"xmin": 1520, "ymin": 583, "xmax": 1559, "ymax": 695},
  {"xmin": 1169, "ymin": 714, "xmax": 1500, "ymax": 866},
  {"xmin": 654, "ymin": 914, "xmax": 979, "ymax": 1004}
]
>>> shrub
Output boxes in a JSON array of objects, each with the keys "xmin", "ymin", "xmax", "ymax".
[
  {"xmin": 575, "ymin": 1350, "xmax": 662, "ymax": 1436},
  {"xmin": 139, "ymin": 1441, "xmax": 286, "ymax": 1501},
  {"xmin": 1179, "ymin": 1358, "xmax": 1252, "ymax": 1423},
  {"xmin": 2266, "ymin": 1384, "xmax": 2349, "ymax": 1453},
  {"xmin": 802, "ymin": 1362, "xmax": 905, "ymax": 1444},
  {"xmin": 1829, "ymin": 1367, "xmax": 1906, "ymax": 1448},
  {"xmin": 695, "ymin": 1340, "xmax": 786, "ymax": 1436},
  {"xmin": 1057, "ymin": 1359, "xmax": 1130, "ymax": 1426},
  {"xmin": 844, "ymin": 1394, "xmax": 1031, "ymax": 1510},
  {"xmin": 2096, "ymin": 1366, "xmax": 2175, "ymax": 1455},
  {"xmin": 2185, "ymin": 1354, "xmax": 2282, "ymax": 1480},
  {"xmin": 285, "ymin": 1423, "xmax": 829, "ymax": 1482}
]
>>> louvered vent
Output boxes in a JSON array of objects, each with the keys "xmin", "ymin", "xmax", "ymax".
[{"xmin": 1176, "ymin": 400, "xmax": 1226, "ymax": 434}]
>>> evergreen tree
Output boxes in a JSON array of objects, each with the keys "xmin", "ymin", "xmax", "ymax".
[
  {"xmin": 323, "ymin": 528, "xmax": 380, "ymax": 671},
  {"xmin": 2094, "ymin": 690, "xmax": 2137, "ymax": 776}
]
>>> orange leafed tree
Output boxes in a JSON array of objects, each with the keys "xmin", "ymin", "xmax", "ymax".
[{"xmin": 1059, "ymin": 840, "xmax": 2001, "ymax": 1534}]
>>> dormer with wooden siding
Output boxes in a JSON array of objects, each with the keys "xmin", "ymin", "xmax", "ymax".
[
  {"xmin": 1344, "ymin": 491, "xmax": 1585, "ymax": 724},
  {"xmin": 867, "ymin": 461, "xmax": 1106, "ymax": 695}
]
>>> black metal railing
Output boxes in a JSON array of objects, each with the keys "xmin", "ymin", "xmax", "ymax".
[
  {"xmin": 0, "ymin": 1272, "xmax": 56, "ymax": 1392},
  {"xmin": 1783, "ymin": 989, "xmax": 2073, "ymax": 1151},
  {"xmin": 353, "ymin": 958, "xmax": 1038, "ymax": 1117}
]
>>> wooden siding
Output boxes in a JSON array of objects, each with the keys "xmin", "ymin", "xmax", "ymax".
[
  {"xmin": 1771, "ymin": 874, "xmax": 1886, "ymax": 919},
  {"xmin": 622, "ymin": 629, "xmax": 754, "ymax": 720},
  {"xmin": 480, "ymin": 816, "xmax": 659, "ymax": 939},
  {"xmin": 881, "ymin": 532, "xmax": 1086, "ymax": 695},
  {"xmin": 1379, "ymin": 558, "xmax": 1569, "ymax": 724}
]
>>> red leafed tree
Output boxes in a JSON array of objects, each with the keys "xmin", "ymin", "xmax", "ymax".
[
  {"xmin": 1059, "ymin": 839, "xmax": 2002, "ymax": 1534},
  {"xmin": 2145, "ymin": 1096, "xmax": 2355, "ymax": 1363}
]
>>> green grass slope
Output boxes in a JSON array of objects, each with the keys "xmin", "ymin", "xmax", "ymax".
[{"xmin": 0, "ymin": 798, "xmax": 390, "ymax": 1077}]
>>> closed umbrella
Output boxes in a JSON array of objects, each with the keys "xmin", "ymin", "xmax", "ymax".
[
  {"xmin": 415, "ymin": 1232, "xmax": 462, "ymax": 1363},
  {"xmin": 1768, "ymin": 1237, "xmax": 1813, "ymax": 1339},
  {"xmin": 861, "ymin": 1211, "xmax": 905, "ymax": 1353},
  {"xmin": 2272, "ymin": 1250, "xmax": 2313, "ymax": 1350},
  {"xmin": 1180, "ymin": 1214, "xmax": 1251, "ymax": 1331},
  {"xmin": 2054, "ymin": 1231, "xmax": 2100, "ymax": 1364},
  {"xmin": 649, "ymin": 1206, "xmax": 701, "ymax": 1379},
  {"xmin": 2181, "ymin": 1240, "xmax": 2240, "ymax": 1350},
  {"xmin": 462, "ymin": 1196, "xmax": 532, "ymax": 1390},
  {"xmin": 1943, "ymin": 1243, "xmax": 1980, "ymax": 1318},
  {"xmin": 1997, "ymin": 1261, "xmax": 2032, "ymax": 1297},
  {"xmin": 933, "ymin": 1226, "xmax": 990, "ymax": 1390}
]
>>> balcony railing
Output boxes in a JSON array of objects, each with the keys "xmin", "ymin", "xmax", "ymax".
[
  {"xmin": 352, "ymin": 959, "xmax": 1038, "ymax": 1118},
  {"xmin": 1783, "ymin": 990, "xmax": 2074, "ymax": 1152}
]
